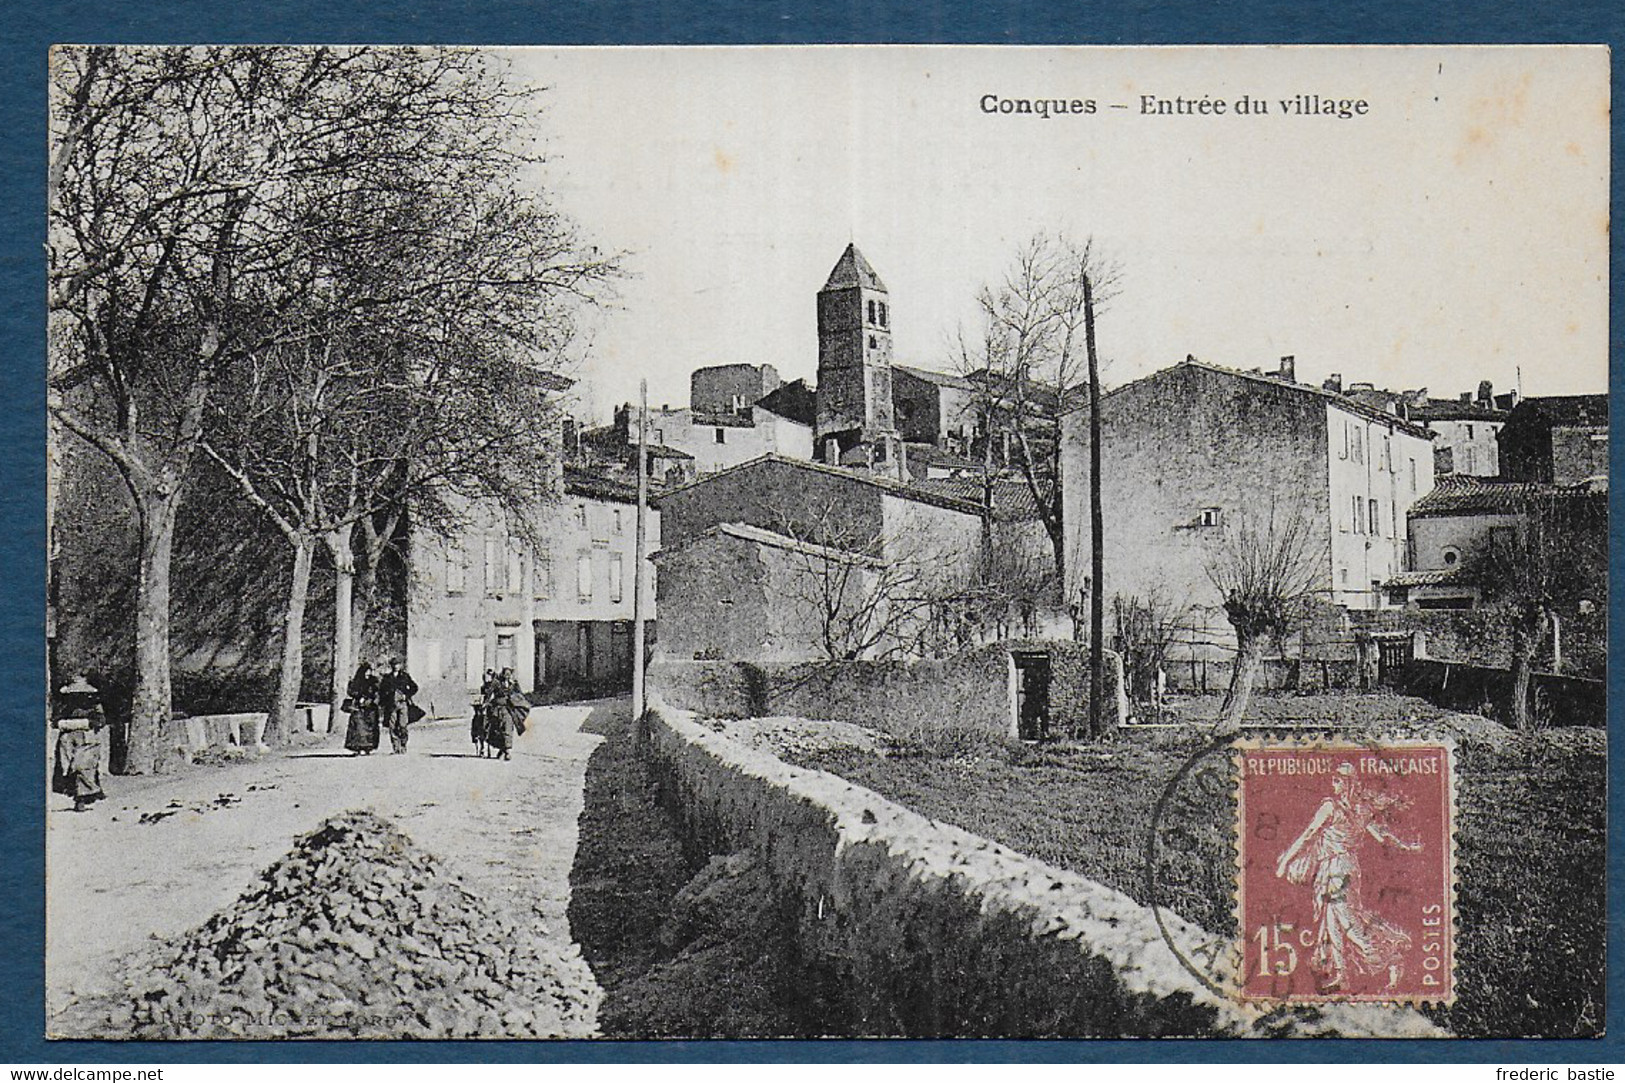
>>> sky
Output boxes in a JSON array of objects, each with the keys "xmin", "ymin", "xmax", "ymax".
[{"xmin": 503, "ymin": 47, "xmax": 1609, "ymax": 422}]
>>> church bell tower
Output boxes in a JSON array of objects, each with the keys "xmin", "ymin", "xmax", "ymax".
[{"xmin": 814, "ymin": 244, "xmax": 897, "ymax": 462}]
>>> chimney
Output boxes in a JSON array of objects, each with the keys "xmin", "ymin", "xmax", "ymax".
[
  {"xmin": 1459, "ymin": 392, "xmax": 1472, "ymax": 404},
  {"xmin": 1278, "ymin": 355, "xmax": 1296, "ymax": 382},
  {"xmin": 1323, "ymin": 373, "xmax": 1343, "ymax": 394},
  {"xmin": 1477, "ymin": 380, "xmax": 1493, "ymax": 405}
]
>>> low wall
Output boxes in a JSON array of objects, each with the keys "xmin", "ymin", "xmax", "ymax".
[
  {"xmin": 1395, "ymin": 659, "xmax": 1605, "ymax": 728},
  {"xmin": 644, "ymin": 700, "xmax": 1442, "ymax": 1039},
  {"xmin": 1161, "ymin": 657, "xmax": 1365, "ymax": 695},
  {"xmin": 650, "ymin": 642, "xmax": 1124, "ymax": 743}
]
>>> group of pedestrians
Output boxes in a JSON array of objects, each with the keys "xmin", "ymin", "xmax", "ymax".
[
  {"xmin": 472, "ymin": 668, "xmax": 529, "ymax": 761},
  {"xmin": 342, "ymin": 658, "xmax": 421, "ymax": 756}
]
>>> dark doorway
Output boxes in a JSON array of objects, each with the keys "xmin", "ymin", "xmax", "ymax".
[
  {"xmin": 1012, "ymin": 651, "xmax": 1052, "ymax": 741},
  {"xmin": 534, "ymin": 629, "xmax": 552, "ymax": 693}
]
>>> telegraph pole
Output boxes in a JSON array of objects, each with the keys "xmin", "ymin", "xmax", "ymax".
[{"xmin": 631, "ymin": 379, "xmax": 649, "ymax": 719}]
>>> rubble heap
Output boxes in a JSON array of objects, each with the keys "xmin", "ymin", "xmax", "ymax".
[{"xmin": 130, "ymin": 810, "xmax": 597, "ymax": 1039}]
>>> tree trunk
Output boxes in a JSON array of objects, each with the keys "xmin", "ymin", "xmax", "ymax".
[
  {"xmin": 1084, "ymin": 272, "xmax": 1105, "ymax": 738},
  {"xmin": 1509, "ymin": 616, "xmax": 1541, "ymax": 732},
  {"xmin": 126, "ymin": 488, "xmax": 181, "ymax": 775},
  {"xmin": 325, "ymin": 522, "xmax": 356, "ymax": 718},
  {"xmin": 269, "ymin": 533, "xmax": 315, "ymax": 747},
  {"xmin": 1220, "ymin": 628, "xmax": 1266, "ymax": 733}
]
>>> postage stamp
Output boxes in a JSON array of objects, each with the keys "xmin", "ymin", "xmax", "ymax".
[{"xmin": 1234, "ymin": 739, "xmax": 1456, "ymax": 1006}]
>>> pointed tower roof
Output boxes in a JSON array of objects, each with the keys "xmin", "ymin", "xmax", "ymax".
[{"xmin": 821, "ymin": 243, "xmax": 887, "ymax": 292}]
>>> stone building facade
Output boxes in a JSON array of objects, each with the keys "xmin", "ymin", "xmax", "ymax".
[
  {"xmin": 405, "ymin": 469, "xmax": 659, "ymax": 716},
  {"xmin": 1058, "ymin": 359, "xmax": 1437, "ymax": 655},
  {"xmin": 1498, "ymin": 395, "xmax": 1609, "ymax": 485}
]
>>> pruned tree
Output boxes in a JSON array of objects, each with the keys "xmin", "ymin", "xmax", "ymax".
[
  {"xmin": 1473, "ymin": 486, "xmax": 1607, "ymax": 731},
  {"xmin": 1202, "ymin": 500, "xmax": 1327, "ymax": 732}
]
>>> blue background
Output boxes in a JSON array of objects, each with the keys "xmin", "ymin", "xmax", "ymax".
[{"xmin": 3, "ymin": 0, "xmax": 1619, "ymax": 1065}]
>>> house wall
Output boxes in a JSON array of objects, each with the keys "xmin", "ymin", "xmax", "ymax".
[
  {"xmin": 1426, "ymin": 419, "xmax": 1502, "ymax": 477},
  {"xmin": 891, "ymin": 369, "xmax": 943, "ymax": 444},
  {"xmin": 659, "ymin": 458, "xmax": 889, "ymax": 551},
  {"xmin": 1409, "ymin": 512, "xmax": 1524, "ymax": 573},
  {"xmin": 406, "ymin": 494, "xmax": 659, "ymax": 717},
  {"xmin": 653, "ymin": 532, "xmax": 881, "ymax": 664},
  {"xmin": 1325, "ymin": 405, "xmax": 1435, "ymax": 609},
  {"xmin": 648, "ymin": 407, "xmax": 813, "ymax": 477},
  {"xmin": 1551, "ymin": 425, "xmax": 1609, "ymax": 484},
  {"xmin": 1059, "ymin": 365, "xmax": 1337, "ymax": 646},
  {"xmin": 879, "ymin": 491, "xmax": 984, "ymax": 591}
]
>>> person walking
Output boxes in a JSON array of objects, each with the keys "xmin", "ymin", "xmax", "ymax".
[
  {"xmin": 378, "ymin": 657, "xmax": 419, "ymax": 754},
  {"xmin": 486, "ymin": 667, "xmax": 529, "ymax": 762},
  {"xmin": 52, "ymin": 674, "xmax": 107, "ymax": 812},
  {"xmin": 472, "ymin": 669, "xmax": 497, "ymax": 757},
  {"xmin": 342, "ymin": 662, "xmax": 381, "ymax": 755}
]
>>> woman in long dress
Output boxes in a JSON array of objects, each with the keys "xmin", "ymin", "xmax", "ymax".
[
  {"xmin": 472, "ymin": 669, "xmax": 496, "ymax": 757},
  {"xmin": 343, "ymin": 662, "xmax": 381, "ymax": 755},
  {"xmin": 52, "ymin": 675, "xmax": 107, "ymax": 812},
  {"xmin": 485, "ymin": 668, "xmax": 528, "ymax": 762},
  {"xmin": 1274, "ymin": 763, "xmax": 1420, "ymax": 992}
]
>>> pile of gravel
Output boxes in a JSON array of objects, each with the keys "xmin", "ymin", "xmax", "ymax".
[{"xmin": 130, "ymin": 810, "xmax": 597, "ymax": 1039}]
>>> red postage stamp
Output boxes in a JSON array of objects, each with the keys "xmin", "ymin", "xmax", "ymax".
[{"xmin": 1235, "ymin": 739, "xmax": 1455, "ymax": 1005}]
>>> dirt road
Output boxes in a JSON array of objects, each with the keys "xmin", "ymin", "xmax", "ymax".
[{"xmin": 46, "ymin": 700, "xmax": 617, "ymax": 1038}]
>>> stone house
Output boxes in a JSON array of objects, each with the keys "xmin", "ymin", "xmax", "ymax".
[
  {"xmin": 1497, "ymin": 394, "xmax": 1609, "ymax": 485},
  {"xmin": 405, "ymin": 467, "xmax": 659, "ymax": 717},
  {"xmin": 1383, "ymin": 476, "xmax": 1543, "ymax": 609},
  {"xmin": 1058, "ymin": 357, "xmax": 1438, "ymax": 657}
]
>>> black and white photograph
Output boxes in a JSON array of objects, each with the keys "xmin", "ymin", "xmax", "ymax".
[{"xmin": 44, "ymin": 45, "xmax": 1608, "ymax": 1042}]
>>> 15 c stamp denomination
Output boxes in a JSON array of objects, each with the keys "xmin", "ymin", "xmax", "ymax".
[{"xmin": 1236, "ymin": 740, "xmax": 1455, "ymax": 1006}]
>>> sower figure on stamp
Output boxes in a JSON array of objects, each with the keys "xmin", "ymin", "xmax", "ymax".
[
  {"xmin": 52, "ymin": 674, "xmax": 108, "ymax": 812},
  {"xmin": 378, "ymin": 657, "xmax": 420, "ymax": 754},
  {"xmin": 1275, "ymin": 763, "xmax": 1420, "ymax": 994}
]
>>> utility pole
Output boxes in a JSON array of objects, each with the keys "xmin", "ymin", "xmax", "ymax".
[
  {"xmin": 632, "ymin": 379, "xmax": 649, "ymax": 719},
  {"xmin": 1084, "ymin": 271, "xmax": 1105, "ymax": 738}
]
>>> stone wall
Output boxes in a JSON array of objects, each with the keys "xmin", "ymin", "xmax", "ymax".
[
  {"xmin": 650, "ymin": 641, "xmax": 1126, "ymax": 742},
  {"xmin": 643, "ymin": 701, "xmax": 1442, "ymax": 1038}
]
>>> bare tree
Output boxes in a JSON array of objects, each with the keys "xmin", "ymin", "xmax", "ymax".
[
  {"xmin": 1113, "ymin": 590, "xmax": 1192, "ymax": 721},
  {"xmin": 955, "ymin": 233, "xmax": 1117, "ymax": 735},
  {"xmin": 767, "ymin": 497, "xmax": 958, "ymax": 662},
  {"xmin": 1202, "ymin": 500, "xmax": 1327, "ymax": 732},
  {"xmin": 1474, "ymin": 487, "xmax": 1607, "ymax": 731},
  {"xmin": 48, "ymin": 46, "xmax": 615, "ymax": 768}
]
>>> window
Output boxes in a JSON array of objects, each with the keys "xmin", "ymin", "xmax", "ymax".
[
  {"xmin": 878, "ymin": 301, "xmax": 888, "ymax": 327},
  {"xmin": 1391, "ymin": 500, "xmax": 1398, "ymax": 539},
  {"xmin": 614, "ymin": 508, "xmax": 624, "ymax": 533},
  {"xmin": 1369, "ymin": 498, "xmax": 1380, "ymax": 536},
  {"xmin": 654, "ymin": 428, "xmax": 664, "ymax": 444},
  {"xmin": 714, "ymin": 427, "xmax": 726, "ymax": 444},
  {"xmin": 1442, "ymin": 547, "xmax": 1460, "ymax": 566},
  {"xmin": 575, "ymin": 504, "xmax": 588, "ymax": 530},
  {"xmin": 464, "ymin": 637, "xmax": 486, "ymax": 688},
  {"xmin": 1383, "ymin": 436, "xmax": 1392, "ymax": 471},
  {"xmin": 610, "ymin": 554, "xmax": 624, "ymax": 603},
  {"xmin": 577, "ymin": 553, "xmax": 593, "ymax": 603},
  {"xmin": 534, "ymin": 552, "xmax": 552, "ymax": 599},
  {"xmin": 495, "ymin": 633, "xmax": 517, "ymax": 674},
  {"xmin": 1340, "ymin": 567, "xmax": 1349, "ymax": 584},
  {"xmin": 1340, "ymin": 422, "xmax": 1349, "ymax": 460},
  {"xmin": 506, "ymin": 542, "xmax": 523, "ymax": 595},
  {"xmin": 867, "ymin": 299, "xmax": 877, "ymax": 323},
  {"xmin": 446, "ymin": 540, "xmax": 467, "ymax": 593},
  {"xmin": 1198, "ymin": 507, "xmax": 1222, "ymax": 528},
  {"xmin": 1352, "ymin": 494, "xmax": 1364, "ymax": 533},
  {"xmin": 1353, "ymin": 427, "xmax": 1363, "ymax": 464},
  {"xmin": 1409, "ymin": 458, "xmax": 1417, "ymax": 491},
  {"xmin": 1465, "ymin": 424, "xmax": 1474, "ymax": 440},
  {"xmin": 1464, "ymin": 447, "xmax": 1477, "ymax": 474},
  {"xmin": 484, "ymin": 536, "xmax": 502, "ymax": 594}
]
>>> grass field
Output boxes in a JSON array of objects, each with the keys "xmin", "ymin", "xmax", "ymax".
[{"xmin": 785, "ymin": 693, "xmax": 1605, "ymax": 1039}]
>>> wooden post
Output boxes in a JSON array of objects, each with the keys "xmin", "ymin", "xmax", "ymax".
[{"xmin": 632, "ymin": 379, "xmax": 649, "ymax": 720}]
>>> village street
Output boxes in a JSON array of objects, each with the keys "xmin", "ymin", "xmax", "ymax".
[{"xmin": 46, "ymin": 701, "xmax": 618, "ymax": 1037}]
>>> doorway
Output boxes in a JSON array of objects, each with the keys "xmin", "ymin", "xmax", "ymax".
[{"xmin": 1012, "ymin": 651, "xmax": 1052, "ymax": 741}]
